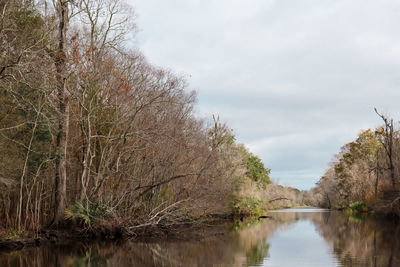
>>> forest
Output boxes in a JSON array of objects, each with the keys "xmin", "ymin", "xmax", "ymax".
[
  {"xmin": 2, "ymin": 0, "xmax": 398, "ymax": 246},
  {"xmin": 305, "ymin": 109, "xmax": 400, "ymax": 218},
  {"xmin": 0, "ymin": 0, "xmax": 305, "ymax": 240}
]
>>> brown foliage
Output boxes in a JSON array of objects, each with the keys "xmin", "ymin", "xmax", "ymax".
[{"xmin": 0, "ymin": 0, "xmax": 246, "ymax": 234}]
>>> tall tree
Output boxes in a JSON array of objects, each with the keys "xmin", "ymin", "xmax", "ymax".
[{"xmin": 52, "ymin": 0, "xmax": 69, "ymax": 226}]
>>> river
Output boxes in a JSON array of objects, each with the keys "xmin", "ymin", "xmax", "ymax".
[{"xmin": 1, "ymin": 207, "xmax": 399, "ymax": 266}]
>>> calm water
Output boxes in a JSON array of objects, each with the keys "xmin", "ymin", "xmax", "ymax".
[{"xmin": 1, "ymin": 208, "xmax": 399, "ymax": 267}]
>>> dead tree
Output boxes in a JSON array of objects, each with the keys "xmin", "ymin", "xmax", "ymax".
[{"xmin": 374, "ymin": 108, "xmax": 397, "ymax": 191}]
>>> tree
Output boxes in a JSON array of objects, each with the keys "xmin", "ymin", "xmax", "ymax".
[
  {"xmin": 244, "ymin": 151, "xmax": 271, "ymax": 187},
  {"xmin": 50, "ymin": 0, "xmax": 69, "ymax": 226},
  {"xmin": 375, "ymin": 108, "xmax": 398, "ymax": 191},
  {"xmin": 0, "ymin": 0, "xmax": 276, "ymax": 234}
]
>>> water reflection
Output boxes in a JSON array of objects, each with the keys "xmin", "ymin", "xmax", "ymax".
[{"xmin": 1, "ymin": 208, "xmax": 399, "ymax": 267}]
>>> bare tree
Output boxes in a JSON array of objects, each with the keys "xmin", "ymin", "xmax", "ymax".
[{"xmin": 375, "ymin": 108, "xmax": 398, "ymax": 191}]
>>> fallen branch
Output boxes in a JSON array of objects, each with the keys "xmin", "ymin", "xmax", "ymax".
[{"xmin": 268, "ymin": 197, "xmax": 291, "ymax": 203}]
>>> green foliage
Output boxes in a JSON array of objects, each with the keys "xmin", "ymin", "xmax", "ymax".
[
  {"xmin": 244, "ymin": 240, "xmax": 271, "ymax": 267},
  {"xmin": 7, "ymin": 229, "xmax": 24, "ymax": 239},
  {"xmin": 354, "ymin": 129, "xmax": 379, "ymax": 160},
  {"xmin": 245, "ymin": 153, "xmax": 271, "ymax": 187},
  {"xmin": 349, "ymin": 201, "xmax": 368, "ymax": 213},
  {"xmin": 65, "ymin": 201, "xmax": 110, "ymax": 226},
  {"xmin": 233, "ymin": 197, "xmax": 265, "ymax": 217},
  {"xmin": 328, "ymin": 129, "xmax": 381, "ymax": 207}
]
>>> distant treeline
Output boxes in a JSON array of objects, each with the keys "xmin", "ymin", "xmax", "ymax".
[
  {"xmin": 0, "ymin": 0, "xmax": 301, "ymax": 237},
  {"xmin": 304, "ymin": 109, "xmax": 400, "ymax": 217}
]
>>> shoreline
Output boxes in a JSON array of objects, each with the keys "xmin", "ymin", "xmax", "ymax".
[
  {"xmin": 1, "ymin": 208, "xmax": 398, "ymax": 253},
  {"xmin": 0, "ymin": 214, "xmax": 237, "ymax": 253},
  {"xmin": 0, "ymin": 211, "xmax": 277, "ymax": 253}
]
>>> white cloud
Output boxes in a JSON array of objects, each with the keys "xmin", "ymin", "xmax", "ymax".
[{"xmin": 128, "ymin": 0, "xmax": 400, "ymax": 189}]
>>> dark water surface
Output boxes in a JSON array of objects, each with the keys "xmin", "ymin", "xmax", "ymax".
[{"xmin": 1, "ymin": 207, "xmax": 399, "ymax": 267}]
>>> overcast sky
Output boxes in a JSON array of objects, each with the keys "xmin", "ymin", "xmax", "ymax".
[{"xmin": 127, "ymin": 0, "xmax": 400, "ymax": 190}]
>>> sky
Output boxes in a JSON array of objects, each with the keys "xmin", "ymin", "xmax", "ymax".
[{"xmin": 127, "ymin": 0, "xmax": 400, "ymax": 190}]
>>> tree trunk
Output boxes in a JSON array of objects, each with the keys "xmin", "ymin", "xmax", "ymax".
[{"xmin": 53, "ymin": 0, "xmax": 69, "ymax": 226}]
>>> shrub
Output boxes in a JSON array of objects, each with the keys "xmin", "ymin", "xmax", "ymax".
[
  {"xmin": 349, "ymin": 201, "xmax": 368, "ymax": 213},
  {"xmin": 65, "ymin": 200, "xmax": 110, "ymax": 227},
  {"xmin": 233, "ymin": 197, "xmax": 265, "ymax": 217}
]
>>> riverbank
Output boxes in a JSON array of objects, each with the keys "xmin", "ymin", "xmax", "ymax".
[
  {"xmin": 325, "ymin": 201, "xmax": 400, "ymax": 219},
  {"xmin": 0, "ymin": 210, "xmax": 280, "ymax": 253},
  {"xmin": 0, "ymin": 214, "xmax": 237, "ymax": 252}
]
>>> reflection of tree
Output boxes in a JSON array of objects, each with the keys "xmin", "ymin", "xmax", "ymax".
[
  {"xmin": 65, "ymin": 246, "xmax": 111, "ymax": 267},
  {"xmin": 0, "ymin": 242, "xmax": 113, "ymax": 267},
  {"xmin": 106, "ymin": 220, "xmax": 296, "ymax": 266},
  {"xmin": 311, "ymin": 211, "xmax": 400, "ymax": 267},
  {"xmin": 1, "ymin": 211, "xmax": 399, "ymax": 267},
  {"xmin": 244, "ymin": 240, "xmax": 270, "ymax": 267},
  {"xmin": 0, "ymin": 219, "xmax": 289, "ymax": 267}
]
